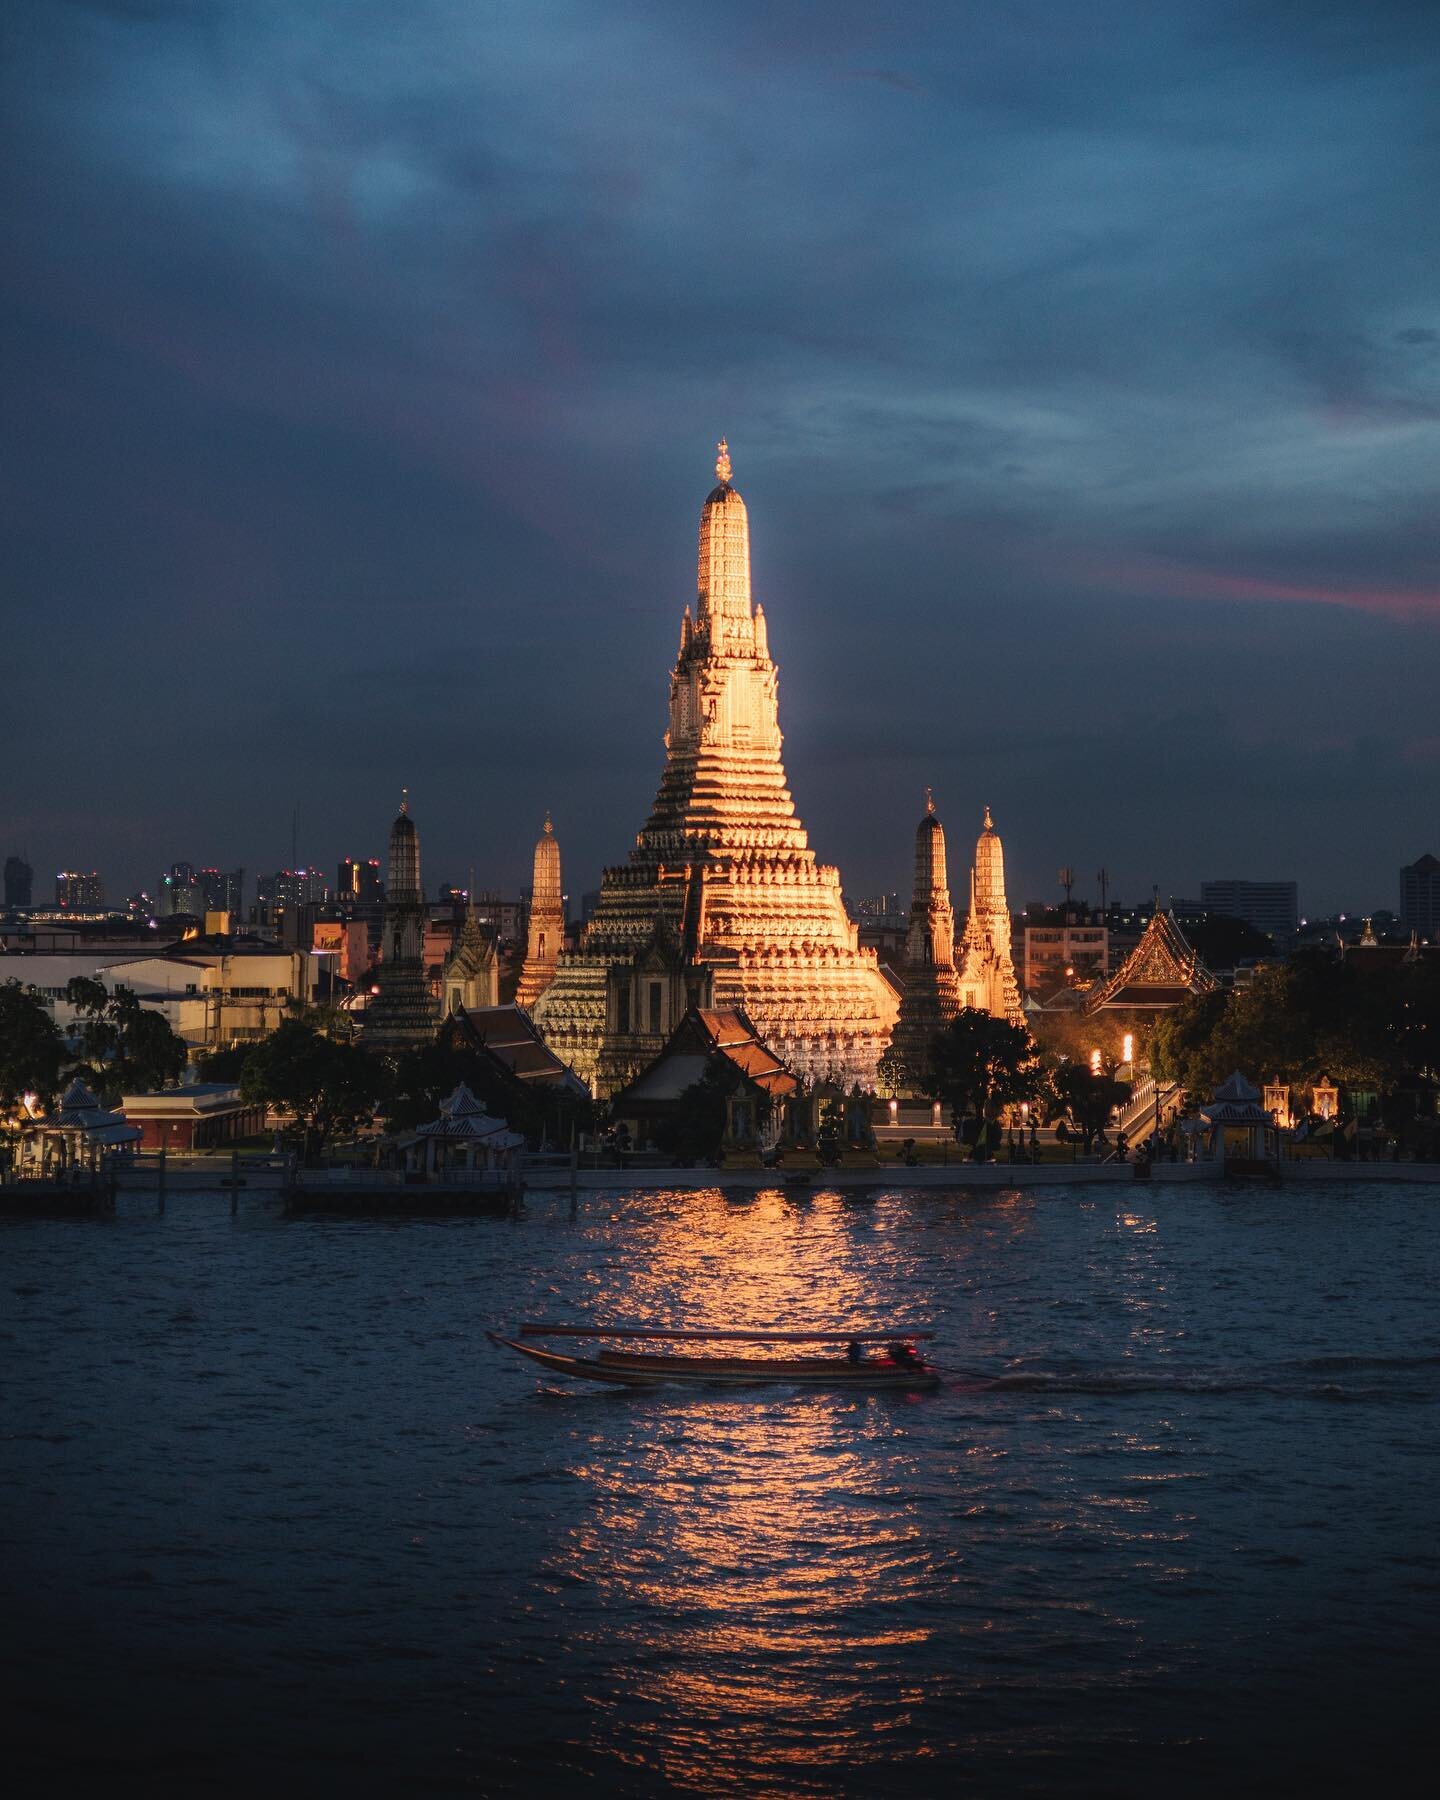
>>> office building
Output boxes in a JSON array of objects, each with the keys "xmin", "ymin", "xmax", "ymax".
[
  {"xmin": 1199, "ymin": 880, "xmax": 1298, "ymax": 943},
  {"xmin": 338, "ymin": 857, "xmax": 383, "ymax": 905},
  {"xmin": 1400, "ymin": 853, "xmax": 1440, "ymax": 940},
  {"xmin": 199, "ymin": 868, "xmax": 245, "ymax": 914},
  {"xmin": 4, "ymin": 854, "xmax": 33, "ymax": 909},
  {"xmin": 55, "ymin": 870, "xmax": 103, "ymax": 911}
]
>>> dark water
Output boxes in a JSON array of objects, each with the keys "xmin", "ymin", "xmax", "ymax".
[{"xmin": 3, "ymin": 1183, "xmax": 1439, "ymax": 1798}]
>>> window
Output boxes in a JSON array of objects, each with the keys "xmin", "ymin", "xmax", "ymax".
[
  {"xmin": 648, "ymin": 981, "xmax": 662, "ymax": 1035},
  {"xmin": 617, "ymin": 988, "xmax": 631, "ymax": 1034}
]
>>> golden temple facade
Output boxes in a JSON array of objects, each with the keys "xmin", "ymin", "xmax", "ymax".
[
  {"xmin": 533, "ymin": 443, "xmax": 898, "ymax": 1095},
  {"xmin": 956, "ymin": 807, "xmax": 1024, "ymax": 1025},
  {"xmin": 515, "ymin": 814, "xmax": 563, "ymax": 1011}
]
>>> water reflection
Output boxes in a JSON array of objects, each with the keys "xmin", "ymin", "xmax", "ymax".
[
  {"xmin": 5, "ymin": 1184, "xmax": 1436, "ymax": 1795},
  {"xmin": 539, "ymin": 1194, "xmax": 951, "ymax": 1790}
]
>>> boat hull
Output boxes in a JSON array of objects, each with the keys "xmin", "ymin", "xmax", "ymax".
[{"xmin": 489, "ymin": 1335, "xmax": 940, "ymax": 1390}]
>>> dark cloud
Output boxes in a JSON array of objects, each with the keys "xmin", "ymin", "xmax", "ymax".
[{"xmin": 3, "ymin": 0, "xmax": 1438, "ymax": 915}]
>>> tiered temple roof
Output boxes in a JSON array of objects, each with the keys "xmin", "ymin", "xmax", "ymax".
[
  {"xmin": 533, "ymin": 443, "xmax": 898, "ymax": 1094},
  {"xmin": 1085, "ymin": 908, "xmax": 1216, "ymax": 1013}
]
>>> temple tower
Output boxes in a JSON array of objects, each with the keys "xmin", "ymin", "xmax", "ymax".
[
  {"xmin": 363, "ymin": 791, "xmax": 440, "ymax": 1053},
  {"xmin": 533, "ymin": 442, "xmax": 898, "ymax": 1094},
  {"xmin": 956, "ymin": 807, "xmax": 1024, "ymax": 1024},
  {"xmin": 516, "ymin": 815, "xmax": 564, "ymax": 1011},
  {"xmin": 888, "ymin": 790, "xmax": 962, "ymax": 1087},
  {"xmin": 443, "ymin": 893, "xmax": 498, "ymax": 1015}
]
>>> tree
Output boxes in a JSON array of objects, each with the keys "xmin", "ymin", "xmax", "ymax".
[
  {"xmin": 1151, "ymin": 954, "xmax": 1404, "ymax": 1098},
  {"xmin": 386, "ymin": 1033, "xmax": 595, "ymax": 1150},
  {"xmin": 239, "ymin": 1020, "xmax": 383, "ymax": 1163},
  {"xmin": 0, "ymin": 981, "xmax": 64, "ymax": 1109},
  {"xmin": 385, "ymin": 1042, "xmax": 494, "ymax": 1135},
  {"xmin": 924, "ymin": 1010, "xmax": 1042, "ymax": 1154},
  {"xmin": 1184, "ymin": 914, "xmax": 1275, "ymax": 972},
  {"xmin": 1049, "ymin": 1061, "xmax": 1129, "ymax": 1153},
  {"xmin": 651, "ymin": 1064, "xmax": 733, "ymax": 1165},
  {"xmin": 197, "ymin": 1045, "xmax": 253, "ymax": 1083},
  {"xmin": 64, "ymin": 978, "xmax": 188, "ymax": 1100}
]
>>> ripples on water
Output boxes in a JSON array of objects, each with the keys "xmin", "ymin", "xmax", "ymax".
[{"xmin": 3, "ymin": 1184, "xmax": 1439, "ymax": 1796}]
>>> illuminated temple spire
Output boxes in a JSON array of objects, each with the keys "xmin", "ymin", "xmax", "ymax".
[
  {"xmin": 887, "ymin": 789, "xmax": 961, "ymax": 1089},
  {"xmin": 516, "ymin": 813, "xmax": 564, "ymax": 1011},
  {"xmin": 956, "ymin": 806, "xmax": 1024, "ymax": 1025},
  {"xmin": 533, "ymin": 442, "xmax": 898, "ymax": 1094}
]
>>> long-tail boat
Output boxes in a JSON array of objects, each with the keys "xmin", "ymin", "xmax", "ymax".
[{"xmin": 487, "ymin": 1324, "xmax": 941, "ymax": 1389}]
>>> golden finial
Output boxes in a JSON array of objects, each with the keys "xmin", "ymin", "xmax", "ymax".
[
  {"xmin": 542, "ymin": 812, "xmax": 553, "ymax": 835},
  {"xmin": 925, "ymin": 785, "xmax": 935, "ymax": 815},
  {"xmin": 983, "ymin": 804, "xmax": 993, "ymax": 830},
  {"xmin": 715, "ymin": 438, "xmax": 732, "ymax": 484},
  {"xmin": 400, "ymin": 786, "xmax": 409, "ymax": 816}
]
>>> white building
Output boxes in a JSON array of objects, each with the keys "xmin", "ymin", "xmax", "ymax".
[{"xmin": 1, "ymin": 946, "xmax": 313, "ymax": 1048}]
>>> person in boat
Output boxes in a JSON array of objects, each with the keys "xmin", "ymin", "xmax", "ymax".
[
  {"xmin": 887, "ymin": 1340, "xmax": 921, "ymax": 1369},
  {"xmin": 846, "ymin": 1339, "xmax": 865, "ymax": 1364}
]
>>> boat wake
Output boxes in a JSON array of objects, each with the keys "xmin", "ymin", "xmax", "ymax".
[{"xmin": 951, "ymin": 1352, "xmax": 1440, "ymax": 1398}]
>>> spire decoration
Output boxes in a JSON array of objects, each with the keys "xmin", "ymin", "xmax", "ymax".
[
  {"xmin": 716, "ymin": 437, "xmax": 732, "ymax": 484},
  {"xmin": 926, "ymin": 786, "xmax": 936, "ymax": 815},
  {"xmin": 400, "ymin": 786, "xmax": 409, "ymax": 816}
]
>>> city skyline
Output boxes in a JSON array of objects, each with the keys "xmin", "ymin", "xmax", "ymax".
[{"xmin": 5, "ymin": 2, "xmax": 1438, "ymax": 916}]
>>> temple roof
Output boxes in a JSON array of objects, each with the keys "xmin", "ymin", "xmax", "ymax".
[
  {"xmin": 1200, "ymin": 1074, "xmax": 1268, "ymax": 1126},
  {"xmin": 452, "ymin": 1003, "xmax": 588, "ymax": 1091},
  {"xmin": 1086, "ymin": 909, "xmax": 1216, "ymax": 1012},
  {"xmin": 445, "ymin": 910, "xmax": 495, "ymax": 977},
  {"xmin": 613, "ymin": 1006, "xmax": 799, "ymax": 1105}
]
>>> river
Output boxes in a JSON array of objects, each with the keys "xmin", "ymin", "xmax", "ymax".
[{"xmin": 3, "ymin": 1181, "xmax": 1438, "ymax": 1796}]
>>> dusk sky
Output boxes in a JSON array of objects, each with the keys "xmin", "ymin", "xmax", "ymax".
[{"xmin": 4, "ymin": 0, "xmax": 1438, "ymax": 916}]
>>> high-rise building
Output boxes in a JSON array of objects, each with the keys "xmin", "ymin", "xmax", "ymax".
[
  {"xmin": 516, "ymin": 815, "xmax": 564, "ymax": 1010},
  {"xmin": 338, "ymin": 857, "xmax": 383, "ymax": 904},
  {"xmin": 887, "ymin": 792, "xmax": 961, "ymax": 1088},
  {"xmin": 1199, "ymin": 879, "xmax": 1299, "ymax": 943},
  {"xmin": 1400, "ymin": 854, "xmax": 1440, "ymax": 940},
  {"xmin": 55, "ymin": 870, "xmax": 103, "ymax": 911},
  {"xmin": 160, "ymin": 862, "xmax": 204, "ymax": 916},
  {"xmin": 258, "ymin": 868, "xmax": 328, "ymax": 914},
  {"xmin": 363, "ymin": 794, "xmax": 439, "ymax": 1052},
  {"xmin": 199, "ymin": 868, "xmax": 244, "ymax": 914},
  {"xmin": 4, "ymin": 855, "xmax": 33, "ymax": 909},
  {"xmin": 955, "ymin": 810, "xmax": 1024, "ymax": 1023},
  {"xmin": 532, "ymin": 441, "xmax": 897, "ymax": 1094}
]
